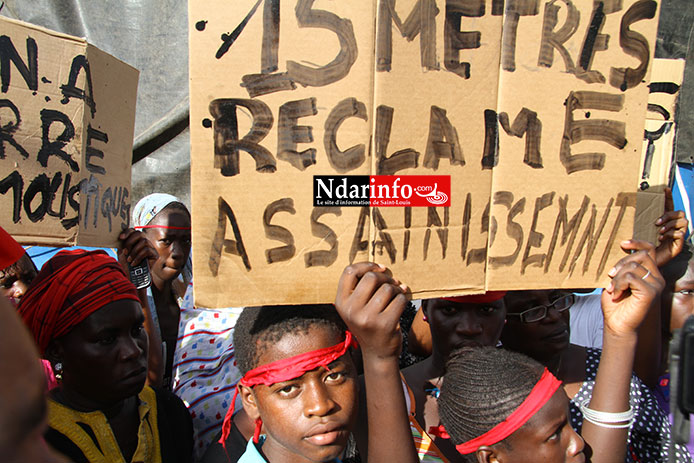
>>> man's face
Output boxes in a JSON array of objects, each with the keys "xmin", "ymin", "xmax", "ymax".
[
  {"xmin": 501, "ymin": 290, "xmax": 572, "ymax": 362},
  {"xmin": 424, "ymin": 298, "xmax": 506, "ymax": 360},
  {"xmin": 669, "ymin": 260, "xmax": 694, "ymax": 332}
]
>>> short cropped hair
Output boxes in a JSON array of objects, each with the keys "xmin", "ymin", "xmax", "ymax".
[
  {"xmin": 233, "ymin": 304, "xmax": 347, "ymax": 375},
  {"xmin": 661, "ymin": 242, "xmax": 693, "ymax": 286},
  {"xmin": 438, "ymin": 347, "xmax": 545, "ymax": 461}
]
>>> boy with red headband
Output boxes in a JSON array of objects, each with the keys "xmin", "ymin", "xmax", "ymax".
[{"xmin": 206, "ymin": 262, "xmax": 418, "ymax": 463}]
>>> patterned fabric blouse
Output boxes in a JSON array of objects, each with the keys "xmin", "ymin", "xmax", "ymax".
[
  {"xmin": 173, "ymin": 282, "xmax": 243, "ymax": 460},
  {"xmin": 569, "ymin": 348, "xmax": 692, "ymax": 463}
]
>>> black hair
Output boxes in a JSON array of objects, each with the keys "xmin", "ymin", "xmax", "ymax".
[
  {"xmin": 0, "ymin": 253, "xmax": 38, "ymax": 286},
  {"xmin": 233, "ymin": 304, "xmax": 347, "ymax": 375},
  {"xmin": 161, "ymin": 201, "xmax": 191, "ymax": 217},
  {"xmin": 661, "ymin": 242, "xmax": 693, "ymax": 287},
  {"xmin": 438, "ymin": 347, "xmax": 545, "ymax": 461}
]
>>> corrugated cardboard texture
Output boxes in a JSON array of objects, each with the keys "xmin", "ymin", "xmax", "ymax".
[
  {"xmin": 189, "ymin": 0, "xmax": 661, "ymax": 307},
  {"xmin": 637, "ymin": 58, "xmax": 684, "ymax": 192},
  {"xmin": 0, "ymin": 17, "xmax": 139, "ymax": 247}
]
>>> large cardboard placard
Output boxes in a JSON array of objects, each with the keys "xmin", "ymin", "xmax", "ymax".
[
  {"xmin": 0, "ymin": 17, "xmax": 139, "ymax": 247},
  {"xmin": 190, "ymin": 0, "xmax": 660, "ymax": 307}
]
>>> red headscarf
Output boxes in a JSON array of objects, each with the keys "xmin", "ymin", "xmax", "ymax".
[
  {"xmin": 17, "ymin": 249, "xmax": 139, "ymax": 354},
  {"xmin": 0, "ymin": 226, "xmax": 26, "ymax": 270}
]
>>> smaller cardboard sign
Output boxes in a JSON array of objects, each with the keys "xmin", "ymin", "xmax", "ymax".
[
  {"xmin": 632, "ymin": 59, "xmax": 686, "ymax": 244},
  {"xmin": 0, "ymin": 17, "xmax": 139, "ymax": 247},
  {"xmin": 638, "ymin": 58, "xmax": 685, "ymax": 192}
]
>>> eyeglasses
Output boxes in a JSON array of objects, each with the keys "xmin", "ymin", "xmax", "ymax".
[{"xmin": 506, "ymin": 294, "xmax": 576, "ymax": 323}]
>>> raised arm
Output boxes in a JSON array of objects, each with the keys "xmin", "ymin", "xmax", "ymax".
[
  {"xmin": 655, "ymin": 187, "xmax": 689, "ymax": 268},
  {"xmin": 582, "ymin": 241, "xmax": 664, "ymax": 463},
  {"xmin": 118, "ymin": 228, "xmax": 164, "ymax": 387},
  {"xmin": 335, "ymin": 262, "xmax": 418, "ymax": 463}
]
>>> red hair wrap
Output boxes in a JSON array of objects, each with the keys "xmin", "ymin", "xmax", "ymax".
[
  {"xmin": 442, "ymin": 368, "xmax": 562, "ymax": 454},
  {"xmin": 0, "ymin": 226, "xmax": 25, "ymax": 269},
  {"xmin": 219, "ymin": 330, "xmax": 357, "ymax": 448},
  {"xmin": 17, "ymin": 249, "xmax": 139, "ymax": 354}
]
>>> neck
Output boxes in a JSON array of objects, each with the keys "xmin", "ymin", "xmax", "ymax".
[
  {"xmin": 430, "ymin": 349, "xmax": 447, "ymax": 377},
  {"xmin": 52, "ymin": 386, "xmax": 134, "ymax": 418},
  {"xmin": 544, "ymin": 352, "xmax": 563, "ymax": 376},
  {"xmin": 260, "ymin": 435, "xmax": 338, "ymax": 463},
  {"xmin": 151, "ymin": 275, "xmax": 170, "ymax": 294}
]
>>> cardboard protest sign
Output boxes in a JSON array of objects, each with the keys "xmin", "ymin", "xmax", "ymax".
[
  {"xmin": 189, "ymin": 0, "xmax": 661, "ymax": 308},
  {"xmin": 633, "ymin": 58, "xmax": 685, "ymax": 244},
  {"xmin": 0, "ymin": 17, "xmax": 139, "ymax": 247},
  {"xmin": 485, "ymin": 0, "xmax": 661, "ymax": 290}
]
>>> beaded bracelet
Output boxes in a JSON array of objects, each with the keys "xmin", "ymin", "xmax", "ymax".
[{"xmin": 579, "ymin": 399, "xmax": 634, "ymax": 429}]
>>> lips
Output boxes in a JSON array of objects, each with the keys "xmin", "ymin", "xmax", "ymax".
[
  {"xmin": 121, "ymin": 366, "xmax": 147, "ymax": 383},
  {"xmin": 454, "ymin": 340, "xmax": 483, "ymax": 350},
  {"xmin": 543, "ymin": 329, "xmax": 569, "ymax": 343},
  {"xmin": 303, "ymin": 423, "xmax": 348, "ymax": 446}
]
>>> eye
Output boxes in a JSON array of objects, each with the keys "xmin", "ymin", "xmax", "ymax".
[
  {"xmin": 478, "ymin": 306, "xmax": 496, "ymax": 315},
  {"xmin": 132, "ymin": 323, "xmax": 145, "ymax": 337},
  {"xmin": 326, "ymin": 371, "xmax": 345, "ymax": 383},
  {"xmin": 440, "ymin": 305, "xmax": 457, "ymax": 315},
  {"xmin": 1, "ymin": 276, "xmax": 17, "ymax": 289},
  {"xmin": 677, "ymin": 289, "xmax": 694, "ymax": 296},
  {"xmin": 547, "ymin": 421, "xmax": 566, "ymax": 442},
  {"xmin": 277, "ymin": 383, "xmax": 299, "ymax": 397},
  {"xmin": 97, "ymin": 335, "xmax": 117, "ymax": 346}
]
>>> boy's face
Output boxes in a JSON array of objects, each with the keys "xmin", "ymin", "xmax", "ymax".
[{"xmin": 241, "ymin": 326, "xmax": 358, "ymax": 463}]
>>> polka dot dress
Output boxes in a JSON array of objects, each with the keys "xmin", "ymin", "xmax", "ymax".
[{"xmin": 569, "ymin": 348, "xmax": 692, "ymax": 462}]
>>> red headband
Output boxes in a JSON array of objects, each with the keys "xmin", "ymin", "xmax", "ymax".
[
  {"xmin": 219, "ymin": 331, "xmax": 357, "ymax": 447},
  {"xmin": 450, "ymin": 368, "xmax": 561, "ymax": 454},
  {"xmin": 133, "ymin": 225, "xmax": 191, "ymax": 230},
  {"xmin": 441, "ymin": 291, "xmax": 507, "ymax": 304}
]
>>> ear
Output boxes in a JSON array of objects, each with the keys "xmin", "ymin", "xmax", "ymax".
[
  {"xmin": 44, "ymin": 340, "xmax": 63, "ymax": 366},
  {"xmin": 475, "ymin": 446, "xmax": 501, "ymax": 463},
  {"xmin": 421, "ymin": 300, "xmax": 431, "ymax": 321},
  {"xmin": 239, "ymin": 384, "xmax": 261, "ymax": 421}
]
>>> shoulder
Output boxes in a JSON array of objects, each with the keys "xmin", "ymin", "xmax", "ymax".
[
  {"xmin": 149, "ymin": 386, "xmax": 194, "ymax": 462},
  {"xmin": 202, "ymin": 419, "xmax": 249, "ymax": 463},
  {"xmin": 44, "ymin": 427, "xmax": 90, "ymax": 463},
  {"xmin": 238, "ymin": 439, "xmax": 269, "ymax": 463}
]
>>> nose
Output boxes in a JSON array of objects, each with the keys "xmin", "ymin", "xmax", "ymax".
[
  {"xmin": 543, "ymin": 303, "xmax": 564, "ymax": 323},
  {"xmin": 12, "ymin": 281, "xmax": 28, "ymax": 299},
  {"xmin": 567, "ymin": 425, "xmax": 585, "ymax": 459},
  {"xmin": 120, "ymin": 334, "xmax": 146, "ymax": 362},
  {"xmin": 456, "ymin": 311, "xmax": 483, "ymax": 337},
  {"xmin": 303, "ymin": 379, "xmax": 336, "ymax": 418}
]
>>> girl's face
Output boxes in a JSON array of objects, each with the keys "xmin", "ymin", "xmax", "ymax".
[
  {"xmin": 143, "ymin": 206, "xmax": 191, "ymax": 288},
  {"xmin": 487, "ymin": 389, "xmax": 584, "ymax": 463},
  {"xmin": 241, "ymin": 326, "xmax": 359, "ymax": 463}
]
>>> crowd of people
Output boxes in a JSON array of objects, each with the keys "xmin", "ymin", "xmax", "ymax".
[{"xmin": 0, "ymin": 188, "xmax": 693, "ymax": 463}]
